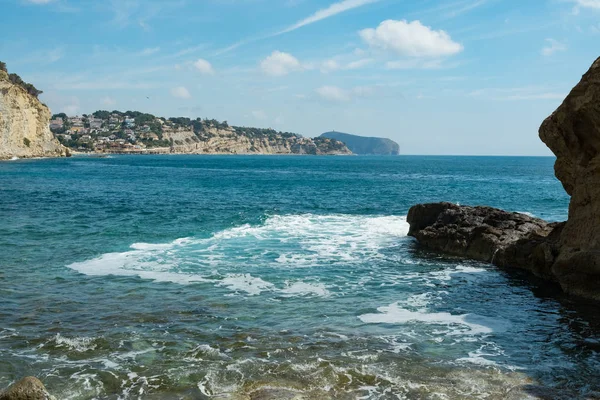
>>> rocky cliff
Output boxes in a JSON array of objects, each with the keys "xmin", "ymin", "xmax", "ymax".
[
  {"xmin": 320, "ymin": 131, "xmax": 399, "ymax": 155},
  {"xmin": 159, "ymin": 126, "xmax": 352, "ymax": 155},
  {"xmin": 538, "ymin": 56, "xmax": 600, "ymax": 299},
  {"xmin": 0, "ymin": 70, "xmax": 65, "ymax": 160},
  {"xmin": 408, "ymin": 56, "xmax": 600, "ymax": 301}
]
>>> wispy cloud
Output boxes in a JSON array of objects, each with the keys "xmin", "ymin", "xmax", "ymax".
[
  {"xmin": 276, "ymin": 0, "xmax": 380, "ymax": 35},
  {"xmin": 468, "ymin": 86, "xmax": 566, "ymax": 101},
  {"xmin": 541, "ymin": 39, "xmax": 567, "ymax": 56},
  {"xmin": 216, "ymin": 0, "xmax": 380, "ymax": 55},
  {"xmin": 137, "ymin": 47, "xmax": 161, "ymax": 56},
  {"xmin": 573, "ymin": 0, "xmax": 600, "ymax": 14}
]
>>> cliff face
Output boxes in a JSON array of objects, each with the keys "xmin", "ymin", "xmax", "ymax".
[
  {"xmin": 0, "ymin": 70, "xmax": 65, "ymax": 159},
  {"xmin": 160, "ymin": 126, "xmax": 352, "ymax": 155},
  {"xmin": 320, "ymin": 131, "xmax": 399, "ymax": 155},
  {"xmin": 538, "ymin": 56, "xmax": 600, "ymax": 299}
]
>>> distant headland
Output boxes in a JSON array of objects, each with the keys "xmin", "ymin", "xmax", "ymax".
[{"xmin": 320, "ymin": 131, "xmax": 400, "ymax": 155}]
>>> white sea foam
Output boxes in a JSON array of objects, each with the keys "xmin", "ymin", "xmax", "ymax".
[
  {"xmin": 49, "ymin": 333, "xmax": 97, "ymax": 352},
  {"xmin": 67, "ymin": 214, "xmax": 408, "ymax": 297},
  {"xmin": 219, "ymin": 274, "xmax": 274, "ymax": 296},
  {"xmin": 359, "ymin": 303, "xmax": 511, "ymax": 336},
  {"xmin": 280, "ymin": 281, "xmax": 330, "ymax": 297}
]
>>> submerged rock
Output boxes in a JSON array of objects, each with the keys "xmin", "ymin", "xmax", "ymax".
[
  {"xmin": 409, "ymin": 56, "xmax": 600, "ymax": 301},
  {"xmin": 0, "ymin": 377, "xmax": 55, "ymax": 400}
]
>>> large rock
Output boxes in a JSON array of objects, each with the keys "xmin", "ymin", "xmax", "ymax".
[
  {"xmin": 539, "ymin": 56, "xmax": 600, "ymax": 299},
  {"xmin": 407, "ymin": 203, "xmax": 562, "ymax": 280},
  {"xmin": 408, "ymin": 56, "xmax": 600, "ymax": 301},
  {"xmin": 0, "ymin": 70, "xmax": 66, "ymax": 160},
  {"xmin": 0, "ymin": 377, "xmax": 55, "ymax": 400}
]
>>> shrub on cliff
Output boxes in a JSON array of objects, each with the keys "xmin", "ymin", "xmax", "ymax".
[{"xmin": 1, "ymin": 62, "xmax": 43, "ymax": 98}]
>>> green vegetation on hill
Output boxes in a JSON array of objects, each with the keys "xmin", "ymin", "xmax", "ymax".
[
  {"xmin": 48, "ymin": 109, "xmax": 351, "ymax": 155},
  {"xmin": 320, "ymin": 131, "xmax": 400, "ymax": 155},
  {"xmin": 0, "ymin": 61, "xmax": 43, "ymax": 98}
]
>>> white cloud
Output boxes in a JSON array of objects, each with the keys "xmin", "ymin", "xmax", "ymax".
[
  {"xmin": 315, "ymin": 85, "xmax": 376, "ymax": 102},
  {"xmin": 251, "ymin": 110, "xmax": 267, "ymax": 120},
  {"xmin": 359, "ymin": 19, "xmax": 463, "ymax": 57},
  {"xmin": 25, "ymin": 0, "xmax": 54, "ymax": 3},
  {"xmin": 345, "ymin": 58, "xmax": 373, "ymax": 69},
  {"xmin": 138, "ymin": 47, "xmax": 160, "ymax": 56},
  {"xmin": 316, "ymin": 85, "xmax": 351, "ymax": 102},
  {"xmin": 193, "ymin": 58, "xmax": 214, "ymax": 75},
  {"xmin": 171, "ymin": 86, "xmax": 191, "ymax": 99},
  {"xmin": 277, "ymin": 0, "xmax": 381, "ymax": 35},
  {"xmin": 101, "ymin": 96, "xmax": 116, "ymax": 106},
  {"xmin": 541, "ymin": 39, "xmax": 567, "ymax": 56},
  {"xmin": 385, "ymin": 59, "xmax": 446, "ymax": 70},
  {"xmin": 260, "ymin": 51, "xmax": 302, "ymax": 76},
  {"xmin": 468, "ymin": 86, "xmax": 566, "ymax": 101},
  {"xmin": 321, "ymin": 59, "xmax": 340, "ymax": 73},
  {"xmin": 575, "ymin": 0, "xmax": 600, "ymax": 9}
]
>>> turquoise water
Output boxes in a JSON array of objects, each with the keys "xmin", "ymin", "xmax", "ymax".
[{"xmin": 0, "ymin": 155, "xmax": 598, "ymax": 399}]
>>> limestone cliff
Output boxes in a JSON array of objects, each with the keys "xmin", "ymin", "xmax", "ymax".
[
  {"xmin": 160, "ymin": 126, "xmax": 352, "ymax": 155},
  {"xmin": 538, "ymin": 56, "xmax": 600, "ymax": 299},
  {"xmin": 0, "ymin": 70, "xmax": 65, "ymax": 159}
]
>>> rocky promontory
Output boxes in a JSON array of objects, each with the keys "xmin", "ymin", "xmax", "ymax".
[
  {"xmin": 0, "ymin": 66, "xmax": 66, "ymax": 160},
  {"xmin": 408, "ymin": 56, "xmax": 600, "ymax": 301},
  {"xmin": 320, "ymin": 131, "xmax": 400, "ymax": 155}
]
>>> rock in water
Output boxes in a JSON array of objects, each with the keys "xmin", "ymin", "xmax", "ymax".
[
  {"xmin": 0, "ymin": 377, "xmax": 55, "ymax": 400},
  {"xmin": 0, "ymin": 69, "xmax": 66, "ymax": 160},
  {"xmin": 539, "ymin": 56, "xmax": 600, "ymax": 300},
  {"xmin": 407, "ymin": 203, "xmax": 562, "ymax": 280}
]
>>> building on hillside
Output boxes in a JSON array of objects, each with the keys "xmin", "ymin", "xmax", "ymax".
[
  {"xmin": 89, "ymin": 118, "xmax": 103, "ymax": 129},
  {"xmin": 49, "ymin": 119, "xmax": 64, "ymax": 130}
]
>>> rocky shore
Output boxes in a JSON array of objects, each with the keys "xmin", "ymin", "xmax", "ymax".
[{"xmin": 408, "ymin": 56, "xmax": 600, "ymax": 301}]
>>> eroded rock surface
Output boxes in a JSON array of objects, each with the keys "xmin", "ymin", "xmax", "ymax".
[
  {"xmin": 0, "ymin": 70, "xmax": 65, "ymax": 160},
  {"xmin": 0, "ymin": 377, "xmax": 55, "ymax": 400},
  {"xmin": 407, "ymin": 203, "xmax": 563, "ymax": 281}
]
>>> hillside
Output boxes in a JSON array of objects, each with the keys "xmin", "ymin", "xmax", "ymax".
[
  {"xmin": 50, "ymin": 111, "xmax": 352, "ymax": 156},
  {"xmin": 0, "ymin": 63, "xmax": 66, "ymax": 159},
  {"xmin": 320, "ymin": 131, "xmax": 399, "ymax": 155}
]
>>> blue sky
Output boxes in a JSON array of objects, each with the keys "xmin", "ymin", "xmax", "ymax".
[{"xmin": 1, "ymin": 0, "xmax": 599, "ymax": 155}]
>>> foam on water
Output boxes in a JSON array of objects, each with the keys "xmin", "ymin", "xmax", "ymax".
[
  {"xmin": 67, "ymin": 214, "xmax": 408, "ymax": 296},
  {"xmin": 359, "ymin": 302, "xmax": 511, "ymax": 336}
]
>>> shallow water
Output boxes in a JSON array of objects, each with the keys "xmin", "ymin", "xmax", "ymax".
[{"xmin": 0, "ymin": 155, "xmax": 598, "ymax": 399}]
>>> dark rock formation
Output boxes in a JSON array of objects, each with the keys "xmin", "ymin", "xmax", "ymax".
[
  {"xmin": 407, "ymin": 203, "xmax": 563, "ymax": 281},
  {"xmin": 538, "ymin": 56, "xmax": 600, "ymax": 300},
  {"xmin": 0, "ymin": 377, "xmax": 55, "ymax": 400},
  {"xmin": 408, "ymin": 56, "xmax": 600, "ymax": 301},
  {"xmin": 320, "ymin": 131, "xmax": 399, "ymax": 155}
]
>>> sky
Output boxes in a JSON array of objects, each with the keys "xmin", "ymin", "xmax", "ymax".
[{"xmin": 1, "ymin": 0, "xmax": 599, "ymax": 155}]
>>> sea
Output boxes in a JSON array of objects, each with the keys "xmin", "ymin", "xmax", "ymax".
[{"xmin": 0, "ymin": 155, "xmax": 599, "ymax": 399}]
